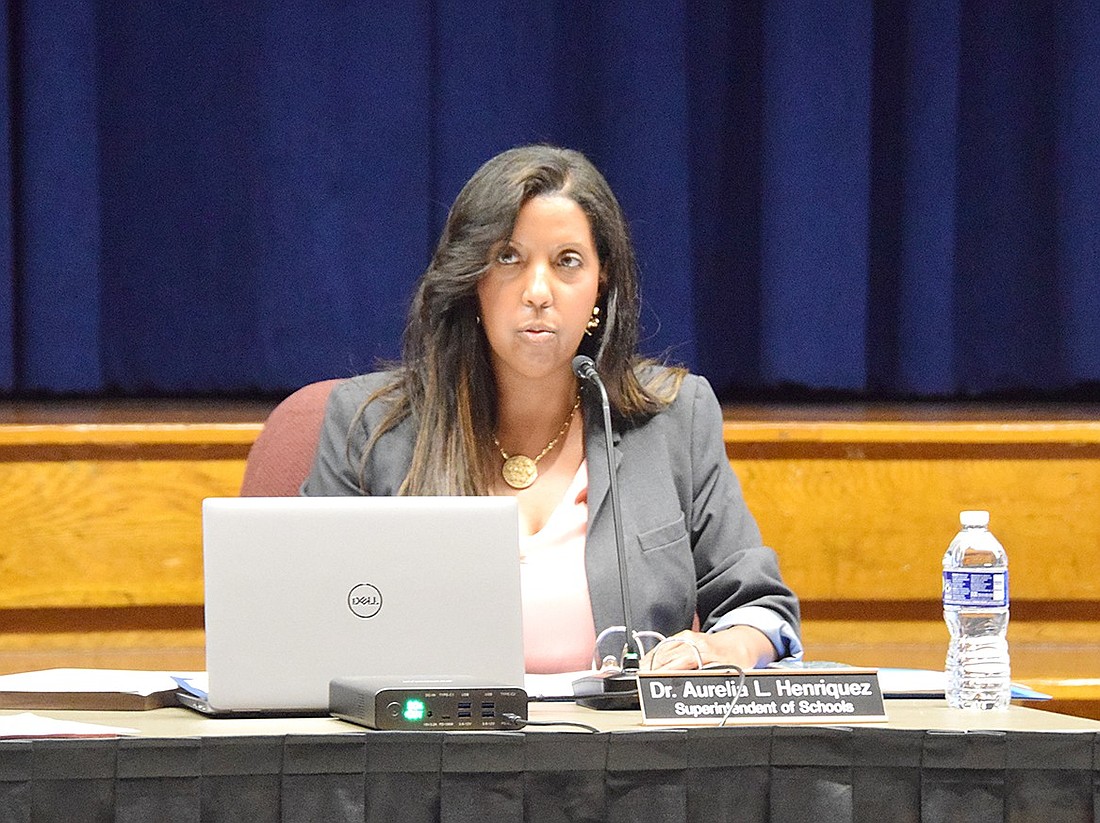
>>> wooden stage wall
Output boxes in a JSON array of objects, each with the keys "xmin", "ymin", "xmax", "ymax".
[{"xmin": 1, "ymin": 399, "xmax": 1099, "ymax": 717}]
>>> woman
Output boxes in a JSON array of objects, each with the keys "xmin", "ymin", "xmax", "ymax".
[{"xmin": 302, "ymin": 145, "xmax": 801, "ymax": 673}]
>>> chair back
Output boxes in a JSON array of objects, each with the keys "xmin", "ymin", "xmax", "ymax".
[{"xmin": 240, "ymin": 379, "xmax": 343, "ymax": 496}]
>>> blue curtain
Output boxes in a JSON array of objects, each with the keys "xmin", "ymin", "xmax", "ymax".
[{"xmin": 2, "ymin": 1, "xmax": 1099, "ymax": 398}]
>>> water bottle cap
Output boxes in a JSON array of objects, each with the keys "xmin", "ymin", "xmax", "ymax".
[{"xmin": 959, "ymin": 510, "xmax": 990, "ymax": 527}]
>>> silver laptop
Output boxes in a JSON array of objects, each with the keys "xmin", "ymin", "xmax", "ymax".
[{"xmin": 189, "ymin": 496, "xmax": 525, "ymax": 715}]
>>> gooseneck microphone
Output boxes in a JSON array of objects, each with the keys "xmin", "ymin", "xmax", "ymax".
[
  {"xmin": 570, "ymin": 354, "xmax": 599, "ymax": 382},
  {"xmin": 571, "ymin": 355, "xmax": 642, "ymax": 709}
]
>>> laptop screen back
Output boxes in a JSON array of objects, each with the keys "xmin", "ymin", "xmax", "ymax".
[{"xmin": 201, "ymin": 496, "xmax": 524, "ymax": 713}]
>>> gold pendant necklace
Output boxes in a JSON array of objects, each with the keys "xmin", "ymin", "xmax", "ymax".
[{"xmin": 494, "ymin": 395, "xmax": 581, "ymax": 490}]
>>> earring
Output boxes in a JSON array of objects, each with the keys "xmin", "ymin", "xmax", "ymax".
[{"xmin": 584, "ymin": 306, "xmax": 601, "ymax": 336}]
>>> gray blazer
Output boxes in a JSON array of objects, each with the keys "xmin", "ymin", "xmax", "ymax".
[{"xmin": 302, "ymin": 371, "xmax": 801, "ymax": 657}]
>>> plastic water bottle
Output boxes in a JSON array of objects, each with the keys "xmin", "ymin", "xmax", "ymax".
[{"xmin": 942, "ymin": 510, "xmax": 1010, "ymax": 709}]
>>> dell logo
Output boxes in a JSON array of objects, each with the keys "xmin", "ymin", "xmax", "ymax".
[{"xmin": 348, "ymin": 583, "xmax": 383, "ymax": 618}]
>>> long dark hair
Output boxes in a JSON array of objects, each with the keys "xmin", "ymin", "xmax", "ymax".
[{"xmin": 356, "ymin": 145, "xmax": 684, "ymax": 494}]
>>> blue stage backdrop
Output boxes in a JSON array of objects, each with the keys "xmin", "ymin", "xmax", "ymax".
[{"xmin": 2, "ymin": 2, "xmax": 1099, "ymax": 398}]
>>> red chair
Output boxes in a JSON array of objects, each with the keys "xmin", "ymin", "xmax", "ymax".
[{"xmin": 239, "ymin": 379, "xmax": 344, "ymax": 496}]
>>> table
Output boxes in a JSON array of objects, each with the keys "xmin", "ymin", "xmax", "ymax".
[{"xmin": 2, "ymin": 701, "xmax": 1099, "ymax": 822}]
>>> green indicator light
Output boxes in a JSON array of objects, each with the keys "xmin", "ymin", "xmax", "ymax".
[{"xmin": 402, "ymin": 699, "xmax": 427, "ymax": 722}]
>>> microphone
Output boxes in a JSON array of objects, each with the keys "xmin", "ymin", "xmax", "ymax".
[
  {"xmin": 570, "ymin": 355, "xmax": 642, "ymax": 710},
  {"xmin": 571, "ymin": 354, "xmax": 599, "ymax": 382}
]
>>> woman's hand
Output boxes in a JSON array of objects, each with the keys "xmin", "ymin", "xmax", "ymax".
[{"xmin": 641, "ymin": 625, "xmax": 777, "ymax": 672}]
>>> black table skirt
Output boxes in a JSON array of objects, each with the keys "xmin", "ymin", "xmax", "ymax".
[{"xmin": 1, "ymin": 726, "xmax": 1098, "ymax": 822}]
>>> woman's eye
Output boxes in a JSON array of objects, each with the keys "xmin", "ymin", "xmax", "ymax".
[
  {"xmin": 559, "ymin": 252, "xmax": 583, "ymax": 268},
  {"xmin": 495, "ymin": 247, "xmax": 519, "ymax": 265}
]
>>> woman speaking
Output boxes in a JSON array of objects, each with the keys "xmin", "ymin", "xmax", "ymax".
[{"xmin": 302, "ymin": 145, "xmax": 801, "ymax": 674}]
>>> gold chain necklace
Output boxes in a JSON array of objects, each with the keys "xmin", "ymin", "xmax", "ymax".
[{"xmin": 493, "ymin": 395, "xmax": 581, "ymax": 490}]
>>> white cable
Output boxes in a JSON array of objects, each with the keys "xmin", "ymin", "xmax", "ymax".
[
  {"xmin": 647, "ymin": 636, "xmax": 704, "ymax": 671},
  {"xmin": 716, "ymin": 666, "xmax": 746, "ymax": 727},
  {"xmin": 591, "ymin": 626, "xmax": 666, "ymax": 670}
]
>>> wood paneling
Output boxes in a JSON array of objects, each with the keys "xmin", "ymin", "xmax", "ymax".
[
  {"xmin": 2, "ymin": 402, "xmax": 1099, "ymax": 716},
  {"xmin": 0, "ymin": 453, "xmax": 248, "ymax": 608},
  {"xmin": 733, "ymin": 452, "xmax": 1100, "ymax": 601}
]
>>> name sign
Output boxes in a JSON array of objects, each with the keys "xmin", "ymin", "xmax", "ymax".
[{"xmin": 637, "ymin": 668, "xmax": 887, "ymax": 726}]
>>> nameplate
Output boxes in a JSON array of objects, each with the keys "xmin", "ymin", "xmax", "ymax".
[{"xmin": 637, "ymin": 668, "xmax": 887, "ymax": 725}]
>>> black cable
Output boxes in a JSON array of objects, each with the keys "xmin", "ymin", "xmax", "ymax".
[{"xmin": 501, "ymin": 713, "xmax": 600, "ymax": 733}]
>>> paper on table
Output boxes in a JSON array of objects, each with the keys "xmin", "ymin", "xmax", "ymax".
[
  {"xmin": 0, "ymin": 713, "xmax": 139, "ymax": 739},
  {"xmin": 0, "ymin": 669, "xmax": 200, "ymax": 695},
  {"xmin": 525, "ymin": 671, "xmax": 597, "ymax": 701},
  {"xmin": 0, "ymin": 669, "xmax": 205, "ymax": 711},
  {"xmin": 771, "ymin": 661, "xmax": 1051, "ymax": 700},
  {"xmin": 527, "ymin": 664, "xmax": 1052, "ymax": 702},
  {"xmin": 527, "ymin": 666, "xmax": 956, "ymax": 702},
  {"xmin": 876, "ymin": 668, "xmax": 1051, "ymax": 700},
  {"xmin": 870, "ymin": 667, "xmax": 943, "ymax": 695},
  {"xmin": 172, "ymin": 673, "xmax": 208, "ymax": 699}
]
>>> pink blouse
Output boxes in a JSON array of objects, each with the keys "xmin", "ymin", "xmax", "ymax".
[{"xmin": 519, "ymin": 461, "xmax": 597, "ymax": 673}]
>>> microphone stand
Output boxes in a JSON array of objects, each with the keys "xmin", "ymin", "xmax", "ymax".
[{"xmin": 570, "ymin": 356, "xmax": 642, "ymax": 710}]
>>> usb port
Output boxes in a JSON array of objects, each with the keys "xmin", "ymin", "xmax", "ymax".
[
  {"xmin": 458, "ymin": 710, "xmax": 471, "ymax": 718},
  {"xmin": 481, "ymin": 702, "xmax": 494, "ymax": 709},
  {"xmin": 458, "ymin": 701, "xmax": 472, "ymax": 710},
  {"xmin": 481, "ymin": 710, "xmax": 495, "ymax": 718}
]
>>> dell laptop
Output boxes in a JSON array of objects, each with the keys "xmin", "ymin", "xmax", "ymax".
[{"xmin": 185, "ymin": 495, "xmax": 525, "ymax": 715}]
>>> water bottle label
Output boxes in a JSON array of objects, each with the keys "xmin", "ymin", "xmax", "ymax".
[{"xmin": 942, "ymin": 570, "xmax": 1009, "ymax": 608}]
